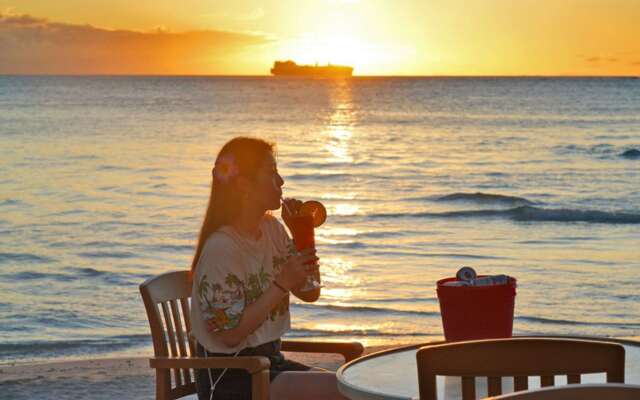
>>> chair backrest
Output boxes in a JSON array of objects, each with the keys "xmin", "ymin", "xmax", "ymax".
[
  {"xmin": 487, "ymin": 383, "xmax": 640, "ymax": 400},
  {"xmin": 416, "ymin": 337, "xmax": 625, "ymax": 400},
  {"xmin": 140, "ymin": 270, "xmax": 196, "ymax": 400}
]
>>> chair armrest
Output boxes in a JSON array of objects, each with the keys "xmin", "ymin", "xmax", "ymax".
[
  {"xmin": 150, "ymin": 356, "xmax": 270, "ymax": 374},
  {"xmin": 281, "ymin": 340, "xmax": 364, "ymax": 362}
]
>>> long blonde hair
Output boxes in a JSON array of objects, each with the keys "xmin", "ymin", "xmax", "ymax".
[{"xmin": 190, "ymin": 136, "xmax": 275, "ymax": 275}]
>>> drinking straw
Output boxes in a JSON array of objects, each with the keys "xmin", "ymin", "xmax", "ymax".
[{"xmin": 281, "ymin": 197, "xmax": 294, "ymax": 215}]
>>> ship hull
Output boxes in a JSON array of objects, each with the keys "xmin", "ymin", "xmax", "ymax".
[{"xmin": 270, "ymin": 61, "xmax": 353, "ymax": 77}]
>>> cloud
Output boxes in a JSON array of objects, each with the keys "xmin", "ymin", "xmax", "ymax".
[
  {"xmin": 632, "ymin": 61, "xmax": 640, "ymax": 66},
  {"xmin": 583, "ymin": 56, "xmax": 620, "ymax": 65},
  {"xmin": 0, "ymin": 13, "xmax": 270, "ymax": 74}
]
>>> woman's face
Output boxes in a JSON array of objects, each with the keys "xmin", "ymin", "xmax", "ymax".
[{"xmin": 248, "ymin": 152, "xmax": 284, "ymax": 212}]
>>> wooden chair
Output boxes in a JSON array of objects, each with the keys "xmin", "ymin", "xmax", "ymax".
[
  {"xmin": 140, "ymin": 270, "xmax": 364, "ymax": 400},
  {"xmin": 487, "ymin": 383, "xmax": 640, "ymax": 400},
  {"xmin": 416, "ymin": 337, "xmax": 625, "ymax": 400}
]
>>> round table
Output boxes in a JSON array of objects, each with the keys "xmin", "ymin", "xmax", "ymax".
[{"xmin": 336, "ymin": 337, "xmax": 640, "ymax": 400}]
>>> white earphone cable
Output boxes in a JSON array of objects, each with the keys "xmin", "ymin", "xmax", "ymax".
[{"xmin": 204, "ymin": 348, "xmax": 241, "ymax": 400}]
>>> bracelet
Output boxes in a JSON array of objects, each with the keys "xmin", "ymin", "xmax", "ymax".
[{"xmin": 273, "ymin": 280, "xmax": 289, "ymax": 294}]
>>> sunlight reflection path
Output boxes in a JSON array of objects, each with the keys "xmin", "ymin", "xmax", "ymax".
[{"xmin": 324, "ymin": 79, "xmax": 355, "ymax": 164}]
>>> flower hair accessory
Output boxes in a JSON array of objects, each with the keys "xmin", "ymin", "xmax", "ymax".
[{"xmin": 212, "ymin": 154, "xmax": 240, "ymax": 183}]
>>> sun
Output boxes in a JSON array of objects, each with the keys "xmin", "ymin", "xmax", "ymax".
[{"xmin": 276, "ymin": 33, "xmax": 387, "ymax": 74}]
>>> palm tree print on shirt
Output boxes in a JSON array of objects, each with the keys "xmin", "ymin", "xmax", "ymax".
[{"xmin": 198, "ymin": 250, "xmax": 294, "ymax": 332}]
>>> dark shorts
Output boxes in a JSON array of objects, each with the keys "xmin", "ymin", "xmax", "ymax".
[{"xmin": 195, "ymin": 340, "xmax": 311, "ymax": 400}]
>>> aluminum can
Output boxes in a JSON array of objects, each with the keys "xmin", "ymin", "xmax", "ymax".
[
  {"xmin": 471, "ymin": 274, "xmax": 510, "ymax": 286},
  {"xmin": 456, "ymin": 266, "xmax": 477, "ymax": 281}
]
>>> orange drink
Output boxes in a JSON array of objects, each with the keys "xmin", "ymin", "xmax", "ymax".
[
  {"xmin": 288, "ymin": 214, "xmax": 315, "ymax": 252},
  {"xmin": 282, "ymin": 199, "xmax": 326, "ymax": 291}
]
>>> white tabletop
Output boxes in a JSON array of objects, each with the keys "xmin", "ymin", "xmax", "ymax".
[{"xmin": 337, "ymin": 337, "xmax": 640, "ymax": 400}]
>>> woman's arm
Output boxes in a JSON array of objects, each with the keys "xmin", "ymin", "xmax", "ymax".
[
  {"xmin": 211, "ymin": 249, "xmax": 318, "ymax": 348},
  {"xmin": 212, "ymin": 282, "xmax": 290, "ymax": 348}
]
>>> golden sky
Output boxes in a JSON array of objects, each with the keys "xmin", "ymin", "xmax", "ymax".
[{"xmin": 1, "ymin": 0, "xmax": 639, "ymax": 75}]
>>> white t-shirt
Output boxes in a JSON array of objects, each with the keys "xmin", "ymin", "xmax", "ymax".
[{"xmin": 190, "ymin": 214, "xmax": 296, "ymax": 353}]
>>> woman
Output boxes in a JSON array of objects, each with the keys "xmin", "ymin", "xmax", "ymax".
[{"xmin": 190, "ymin": 137, "xmax": 347, "ymax": 399}]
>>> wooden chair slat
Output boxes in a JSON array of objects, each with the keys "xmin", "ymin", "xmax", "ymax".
[
  {"xmin": 161, "ymin": 301, "xmax": 182, "ymax": 387},
  {"xmin": 170, "ymin": 299, "xmax": 191, "ymax": 384},
  {"xmin": 169, "ymin": 300, "xmax": 188, "ymax": 356},
  {"xmin": 488, "ymin": 376, "xmax": 502, "ymax": 396},
  {"xmin": 541, "ymin": 375, "xmax": 554, "ymax": 387},
  {"xmin": 169, "ymin": 383, "xmax": 196, "ymax": 399},
  {"xmin": 180, "ymin": 297, "xmax": 195, "ymax": 356},
  {"xmin": 567, "ymin": 374, "xmax": 581, "ymax": 384},
  {"xmin": 461, "ymin": 376, "xmax": 476, "ymax": 400},
  {"xmin": 514, "ymin": 376, "xmax": 528, "ymax": 391}
]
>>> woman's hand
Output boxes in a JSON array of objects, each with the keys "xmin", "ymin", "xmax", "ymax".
[
  {"xmin": 275, "ymin": 248, "xmax": 319, "ymax": 290},
  {"xmin": 281, "ymin": 197, "xmax": 303, "ymax": 229}
]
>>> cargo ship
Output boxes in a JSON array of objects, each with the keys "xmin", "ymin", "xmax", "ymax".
[{"xmin": 270, "ymin": 60, "xmax": 353, "ymax": 77}]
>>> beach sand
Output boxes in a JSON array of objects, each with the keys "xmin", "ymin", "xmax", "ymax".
[{"xmin": 0, "ymin": 345, "xmax": 394, "ymax": 400}]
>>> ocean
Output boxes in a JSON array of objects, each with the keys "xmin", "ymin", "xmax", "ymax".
[{"xmin": 1, "ymin": 76, "xmax": 639, "ymax": 365}]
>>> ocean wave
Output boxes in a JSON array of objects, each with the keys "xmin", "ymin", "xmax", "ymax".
[
  {"xmin": 293, "ymin": 303, "xmax": 439, "ymax": 318},
  {"xmin": 0, "ymin": 335, "xmax": 151, "ymax": 359},
  {"xmin": 287, "ymin": 328, "xmax": 429, "ymax": 338},
  {"xmin": 555, "ymin": 143, "xmax": 640, "ymax": 160},
  {"xmin": 73, "ymin": 267, "xmax": 108, "ymax": 277},
  {"xmin": 358, "ymin": 297, "xmax": 438, "ymax": 304},
  {"xmin": 0, "ymin": 252, "xmax": 54, "ymax": 264},
  {"xmin": 435, "ymin": 192, "xmax": 536, "ymax": 206},
  {"xmin": 620, "ymin": 148, "xmax": 640, "ymax": 159},
  {"xmin": 54, "ymin": 267, "xmax": 153, "ymax": 286},
  {"xmin": 510, "ymin": 206, "xmax": 640, "ymax": 224},
  {"xmin": 287, "ymin": 173, "xmax": 352, "ymax": 181},
  {"xmin": 47, "ymin": 209, "xmax": 87, "ymax": 217},
  {"xmin": 77, "ymin": 251, "xmax": 137, "ymax": 259},
  {"xmin": 96, "ymin": 164, "xmax": 131, "ymax": 171},
  {"xmin": 145, "ymin": 244, "xmax": 194, "ymax": 253},
  {"xmin": 0, "ymin": 199, "xmax": 26, "ymax": 207},
  {"xmin": 357, "ymin": 231, "xmax": 407, "ymax": 239},
  {"xmin": 98, "ymin": 185, "xmax": 119, "ymax": 191},
  {"xmin": 74, "ymin": 267, "xmax": 150, "ymax": 281},
  {"xmin": 517, "ymin": 316, "xmax": 640, "ymax": 328},
  {"xmin": 331, "ymin": 241, "xmax": 368, "ymax": 249},
  {"xmin": 80, "ymin": 240, "xmax": 129, "ymax": 248},
  {"xmin": 369, "ymin": 206, "xmax": 640, "ymax": 224},
  {"xmin": 2, "ymin": 267, "xmax": 149, "ymax": 285},
  {"xmin": 364, "ymin": 250, "xmax": 506, "ymax": 260},
  {"xmin": 4, "ymin": 271, "xmax": 75, "ymax": 282},
  {"xmin": 90, "ymin": 220, "xmax": 154, "ymax": 229},
  {"xmin": 286, "ymin": 161, "xmax": 375, "ymax": 169}
]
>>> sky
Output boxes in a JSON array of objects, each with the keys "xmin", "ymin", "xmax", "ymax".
[{"xmin": 1, "ymin": 0, "xmax": 639, "ymax": 76}]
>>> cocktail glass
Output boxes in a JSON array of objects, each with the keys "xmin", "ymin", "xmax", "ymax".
[{"xmin": 287, "ymin": 213, "xmax": 322, "ymax": 291}]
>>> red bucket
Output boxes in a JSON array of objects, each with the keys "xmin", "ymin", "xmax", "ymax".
[{"xmin": 437, "ymin": 276, "xmax": 517, "ymax": 342}]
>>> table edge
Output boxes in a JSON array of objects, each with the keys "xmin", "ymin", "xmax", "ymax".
[{"xmin": 336, "ymin": 335, "xmax": 640, "ymax": 400}]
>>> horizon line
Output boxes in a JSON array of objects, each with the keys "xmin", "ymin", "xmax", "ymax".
[{"xmin": 1, "ymin": 73, "xmax": 639, "ymax": 78}]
